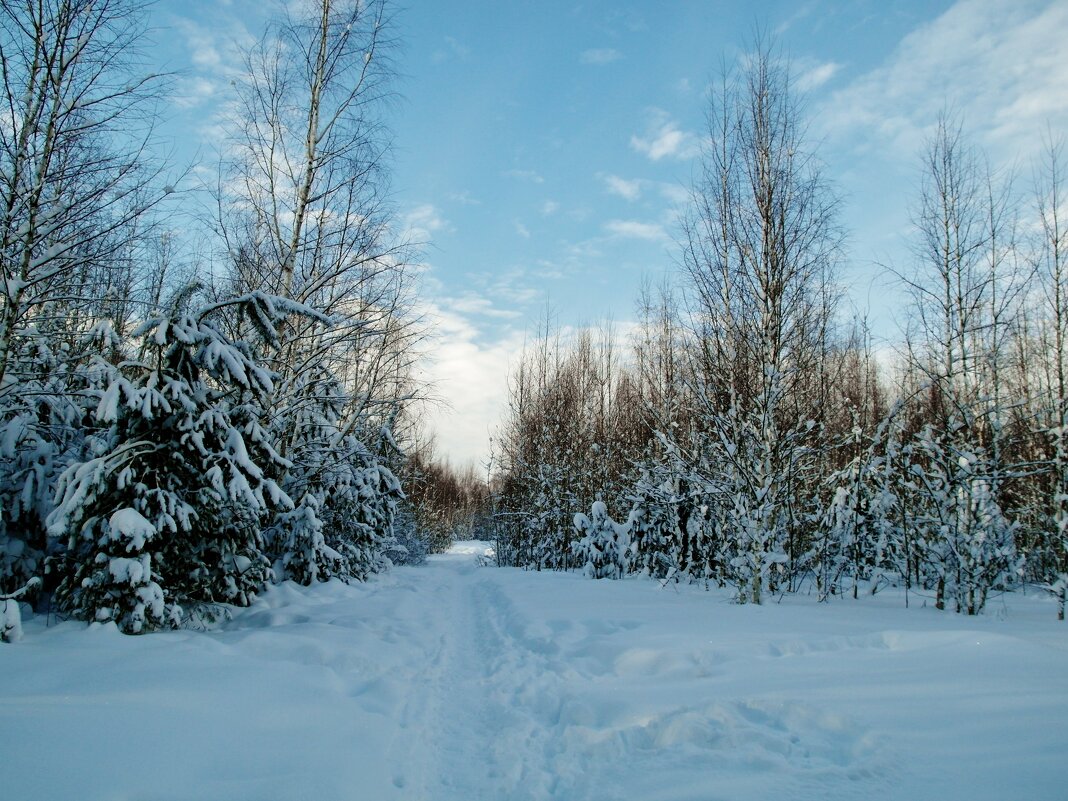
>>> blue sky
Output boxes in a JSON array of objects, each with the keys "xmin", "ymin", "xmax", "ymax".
[{"xmin": 154, "ymin": 0, "xmax": 1068, "ymax": 468}]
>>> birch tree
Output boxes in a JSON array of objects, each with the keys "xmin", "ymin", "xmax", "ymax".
[
  {"xmin": 680, "ymin": 39, "xmax": 841, "ymax": 603},
  {"xmin": 1034, "ymin": 133, "xmax": 1068, "ymax": 618},
  {"xmin": 898, "ymin": 114, "xmax": 1020, "ymax": 613},
  {"xmin": 222, "ymin": 0, "xmax": 416, "ymax": 579}
]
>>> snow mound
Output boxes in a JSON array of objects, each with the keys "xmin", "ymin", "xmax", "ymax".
[{"xmin": 446, "ymin": 539, "xmax": 495, "ymax": 557}]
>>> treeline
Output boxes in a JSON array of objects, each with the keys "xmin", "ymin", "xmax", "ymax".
[
  {"xmin": 0, "ymin": 0, "xmax": 429, "ymax": 639},
  {"xmin": 493, "ymin": 43, "xmax": 1068, "ymax": 618},
  {"xmin": 404, "ymin": 443, "xmax": 493, "ymax": 555}
]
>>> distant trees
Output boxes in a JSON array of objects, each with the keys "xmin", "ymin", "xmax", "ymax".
[
  {"xmin": 401, "ymin": 446, "xmax": 491, "ymax": 555},
  {"xmin": 492, "ymin": 320, "xmax": 646, "ymax": 569},
  {"xmin": 490, "ymin": 42, "xmax": 1067, "ymax": 617}
]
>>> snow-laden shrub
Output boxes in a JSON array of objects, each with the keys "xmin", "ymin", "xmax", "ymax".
[
  {"xmin": 574, "ymin": 501, "xmax": 632, "ymax": 579},
  {"xmin": 327, "ymin": 458, "xmax": 404, "ymax": 580},
  {"xmin": 0, "ymin": 329, "xmax": 100, "ymax": 595},
  {"xmin": 388, "ymin": 501, "xmax": 429, "ymax": 565},
  {"xmin": 270, "ymin": 493, "xmax": 344, "ymax": 585},
  {"xmin": 627, "ymin": 455, "xmax": 721, "ymax": 585},
  {"xmin": 905, "ymin": 426, "xmax": 1020, "ymax": 615},
  {"xmin": 628, "ymin": 469, "xmax": 686, "ymax": 581},
  {"xmin": 63, "ymin": 508, "xmax": 176, "ymax": 633},
  {"xmin": 0, "ymin": 577, "xmax": 41, "ymax": 643}
]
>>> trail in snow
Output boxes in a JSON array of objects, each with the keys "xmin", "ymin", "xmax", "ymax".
[{"xmin": 2, "ymin": 542, "xmax": 1067, "ymax": 800}]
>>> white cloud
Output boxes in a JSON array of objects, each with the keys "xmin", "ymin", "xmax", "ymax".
[
  {"xmin": 795, "ymin": 60, "xmax": 841, "ymax": 92},
  {"xmin": 541, "ymin": 200, "xmax": 559, "ymax": 216},
  {"xmin": 464, "ymin": 264, "xmax": 543, "ymax": 307},
  {"xmin": 515, "ymin": 221, "xmax": 531, "ymax": 238},
  {"xmin": 630, "ymin": 109, "xmax": 702, "ymax": 161},
  {"xmin": 604, "ymin": 219, "xmax": 669, "ymax": 242},
  {"xmin": 659, "ymin": 183, "xmax": 690, "ymax": 205},
  {"xmin": 774, "ymin": 2, "xmax": 816, "ymax": 36},
  {"xmin": 818, "ymin": 0, "xmax": 1068, "ymax": 161},
  {"xmin": 173, "ymin": 76, "xmax": 216, "ymax": 109},
  {"xmin": 600, "ymin": 174, "xmax": 687, "ymax": 205},
  {"xmin": 489, "ymin": 269, "xmax": 542, "ymax": 305},
  {"xmin": 535, "ymin": 260, "xmax": 564, "ymax": 279},
  {"xmin": 188, "ymin": 35, "xmax": 222, "ymax": 70},
  {"xmin": 602, "ymin": 174, "xmax": 643, "ymax": 201},
  {"xmin": 503, "ymin": 169, "xmax": 545, "ymax": 184},
  {"xmin": 446, "ymin": 293, "xmax": 521, "ymax": 320},
  {"xmin": 448, "ymin": 190, "xmax": 480, "ymax": 206},
  {"xmin": 580, "ymin": 48, "xmax": 622, "ymax": 65},
  {"xmin": 416, "ymin": 304, "xmax": 527, "ymax": 468},
  {"xmin": 172, "ymin": 16, "xmax": 249, "ymax": 77},
  {"xmin": 404, "ymin": 204, "xmax": 449, "ymax": 242}
]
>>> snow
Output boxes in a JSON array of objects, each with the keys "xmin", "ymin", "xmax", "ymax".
[
  {"xmin": 2, "ymin": 541, "xmax": 1066, "ymax": 799},
  {"xmin": 1, "ymin": 598, "xmax": 25, "ymax": 642},
  {"xmin": 107, "ymin": 555, "xmax": 148, "ymax": 585},
  {"xmin": 108, "ymin": 508, "xmax": 155, "ymax": 549}
]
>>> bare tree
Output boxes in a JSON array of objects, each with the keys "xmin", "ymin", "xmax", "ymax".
[
  {"xmin": 0, "ymin": 0, "xmax": 172, "ymax": 593},
  {"xmin": 0, "ymin": 0, "xmax": 170, "ymax": 389},
  {"xmin": 218, "ymin": 0, "xmax": 422, "ymax": 579},
  {"xmin": 222, "ymin": 0, "xmax": 416, "ymax": 403},
  {"xmin": 897, "ymin": 113, "xmax": 1022, "ymax": 614},
  {"xmin": 1034, "ymin": 131, "xmax": 1068, "ymax": 618}
]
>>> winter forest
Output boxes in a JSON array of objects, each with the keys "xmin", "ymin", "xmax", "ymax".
[
  {"xmin": 4, "ymin": 0, "xmax": 1068, "ymax": 798},
  {"xmin": 2, "ymin": 0, "xmax": 1068, "ymax": 643},
  {"xmin": 0, "ymin": 0, "xmax": 437, "ymax": 639},
  {"xmin": 492, "ymin": 75, "xmax": 1068, "ymax": 618}
]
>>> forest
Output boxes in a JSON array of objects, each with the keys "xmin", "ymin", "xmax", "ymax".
[
  {"xmin": 1, "ymin": 0, "xmax": 1067, "ymax": 647},
  {"xmin": 488, "ymin": 49, "xmax": 1068, "ymax": 619},
  {"xmin": 0, "ymin": 0, "xmax": 441, "ymax": 638}
]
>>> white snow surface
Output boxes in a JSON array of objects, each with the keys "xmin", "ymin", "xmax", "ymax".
[
  {"xmin": 2, "ymin": 540, "xmax": 1066, "ymax": 800},
  {"xmin": 108, "ymin": 508, "xmax": 155, "ymax": 549}
]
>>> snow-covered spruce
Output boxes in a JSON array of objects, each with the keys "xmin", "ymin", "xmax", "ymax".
[
  {"xmin": 47, "ymin": 290, "xmax": 295, "ymax": 633},
  {"xmin": 573, "ymin": 501, "xmax": 632, "ymax": 579},
  {"xmin": 627, "ymin": 469, "xmax": 684, "ymax": 581},
  {"xmin": 262, "ymin": 366, "xmax": 404, "ymax": 584},
  {"xmin": 0, "ymin": 324, "xmax": 103, "ymax": 596},
  {"xmin": 627, "ymin": 458, "xmax": 717, "ymax": 584},
  {"xmin": 269, "ymin": 493, "xmax": 342, "ymax": 585}
]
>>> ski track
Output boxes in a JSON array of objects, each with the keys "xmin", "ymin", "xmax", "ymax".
[{"xmin": 358, "ymin": 552, "xmax": 893, "ymax": 800}]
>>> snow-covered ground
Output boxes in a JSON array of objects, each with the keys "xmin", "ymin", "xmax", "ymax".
[{"xmin": 3, "ymin": 542, "xmax": 1066, "ymax": 800}]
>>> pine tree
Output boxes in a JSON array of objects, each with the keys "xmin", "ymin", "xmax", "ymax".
[{"xmin": 47, "ymin": 289, "xmax": 296, "ymax": 632}]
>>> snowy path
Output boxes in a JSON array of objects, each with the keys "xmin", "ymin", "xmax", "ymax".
[{"xmin": 3, "ymin": 542, "xmax": 1068, "ymax": 800}]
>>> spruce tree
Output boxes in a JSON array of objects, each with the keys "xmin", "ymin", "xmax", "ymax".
[{"xmin": 48, "ymin": 289, "xmax": 296, "ymax": 632}]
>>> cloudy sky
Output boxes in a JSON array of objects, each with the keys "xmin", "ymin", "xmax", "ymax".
[{"xmin": 156, "ymin": 0, "xmax": 1068, "ymax": 468}]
